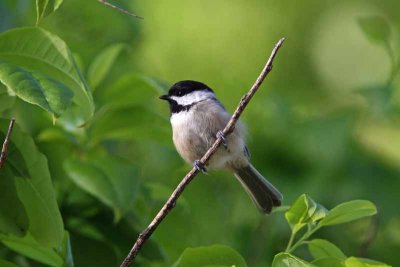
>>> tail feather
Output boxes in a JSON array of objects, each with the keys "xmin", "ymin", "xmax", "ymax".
[{"xmin": 234, "ymin": 164, "xmax": 282, "ymax": 214}]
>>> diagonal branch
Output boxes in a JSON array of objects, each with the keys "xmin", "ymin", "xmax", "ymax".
[
  {"xmin": 120, "ymin": 38, "xmax": 285, "ymax": 267},
  {"xmin": 0, "ymin": 118, "xmax": 16, "ymax": 170},
  {"xmin": 98, "ymin": 0, "xmax": 143, "ymax": 19}
]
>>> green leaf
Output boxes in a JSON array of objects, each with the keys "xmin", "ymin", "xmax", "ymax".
[
  {"xmin": 272, "ymin": 252, "xmax": 315, "ymax": 267},
  {"xmin": 0, "ymin": 119, "xmax": 64, "ymax": 248},
  {"xmin": 173, "ymin": 244, "xmax": 247, "ymax": 267},
  {"xmin": 87, "ymin": 43, "xmax": 127, "ymax": 90},
  {"xmin": 312, "ymin": 257, "xmax": 345, "ymax": 267},
  {"xmin": 0, "ymin": 61, "xmax": 74, "ymax": 117},
  {"xmin": 345, "ymin": 257, "xmax": 391, "ymax": 267},
  {"xmin": 308, "ymin": 239, "xmax": 346, "ymax": 260},
  {"xmin": 0, "ymin": 88, "xmax": 16, "ymax": 113},
  {"xmin": 357, "ymin": 16, "xmax": 391, "ymax": 45},
  {"xmin": 319, "ymin": 200, "xmax": 377, "ymax": 226},
  {"xmin": 89, "ymin": 106, "xmax": 170, "ymax": 145},
  {"xmin": 89, "ymin": 74, "xmax": 169, "ymax": 145},
  {"xmin": 0, "ymin": 260, "xmax": 19, "ymax": 267},
  {"xmin": 285, "ymin": 194, "xmax": 328, "ymax": 233},
  {"xmin": 0, "ymin": 27, "xmax": 94, "ymax": 124},
  {"xmin": 0, "ymin": 166, "xmax": 28, "ymax": 237},
  {"xmin": 97, "ymin": 74, "xmax": 165, "ymax": 108},
  {"xmin": 64, "ymin": 154, "xmax": 140, "ymax": 221},
  {"xmin": 36, "ymin": 0, "xmax": 63, "ymax": 24},
  {"xmin": 0, "ymin": 232, "xmax": 63, "ymax": 266},
  {"xmin": 37, "ymin": 127, "xmax": 74, "ymax": 143}
]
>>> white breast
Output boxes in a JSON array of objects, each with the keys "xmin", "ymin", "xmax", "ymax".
[
  {"xmin": 170, "ymin": 109, "xmax": 195, "ymax": 129},
  {"xmin": 169, "ymin": 102, "xmax": 249, "ymax": 170}
]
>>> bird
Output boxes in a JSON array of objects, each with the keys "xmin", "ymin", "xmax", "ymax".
[{"xmin": 159, "ymin": 80, "xmax": 282, "ymax": 213}]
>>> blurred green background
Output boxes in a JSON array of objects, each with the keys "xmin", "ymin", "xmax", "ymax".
[{"xmin": 1, "ymin": 0, "xmax": 399, "ymax": 266}]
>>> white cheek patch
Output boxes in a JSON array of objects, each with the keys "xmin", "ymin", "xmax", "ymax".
[{"xmin": 171, "ymin": 91, "xmax": 214, "ymax": 106}]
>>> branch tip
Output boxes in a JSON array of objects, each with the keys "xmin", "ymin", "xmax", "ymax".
[{"xmin": 98, "ymin": 0, "xmax": 143, "ymax": 19}]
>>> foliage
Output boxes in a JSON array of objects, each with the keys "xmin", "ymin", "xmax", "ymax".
[
  {"xmin": 0, "ymin": 0, "xmax": 399, "ymax": 266},
  {"xmin": 170, "ymin": 195, "xmax": 386, "ymax": 266},
  {"xmin": 0, "ymin": 27, "xmax": 94, "ymax": 123}
]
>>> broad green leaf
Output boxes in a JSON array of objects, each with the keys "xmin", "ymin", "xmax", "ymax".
[
  {"xmin": 312, "ymin": 257, "xmax": 345, "ymax": 267},
  {"xmin": 0, "ymin": 61, "xmax": 73, "ymax": 117},
  {"xmin": 36, "ymin": 0, "xmax": 63, "ymax": 24},
  {"xmin": 357, "ymin": 16, "xmax": 391, "ymax": 45},
  {"xmin": 0, "ymin": 27, "xmax": 94, "ymax": 124},
  {"xmin": 0, "ymin": 260, "xmax": 19, "ymax": 267},
  {"xmin": 320, "ymin": 200, "xmax": 376, "ymax": 226},
  {"xmin": 89, "ymin": 75, "xmax": 171, "ymax": 144},
  {"xmin": 345, "ymin": 257, "xmax": 391, "ymax": 267},
  {"xmin": 97, "ymin": 74, "xmax": 165, "ymax": 108},
  {"xmin": 87, "ymin": 43, "xmax": 127, "ymax": 90},
  {"xmin": 72, "ymin": 53, "xmax": 84, "ymax": 74},
  {"xmin": 173, "ymin": 244, "xmax": 247, "ymax": 267},
  {"xmin": 88, "ymin": 106, "xmax": 170, "ymax": 145},
  {"xmin": 0, "ymin": 119, "xmax": 64, "ymax": 248},
  {"xmin": 308, "ymin": 239, "xmax": 346, "ymax": 260},
  {"xmin": 0, "ymin": 233, "xmax": 63, "ymax": 266},
  {"xmin": 285, "ymin": 194, "xmax": 327, "ymax": 233},
  {"xmin": 64, "ymin": 154, "xmax": 140, "ymax": 221},
  {"xmin": 89, "ymin": 74, "xmax": 169, "ymax": 144},
  {"xmin": 0, "ymin": 88, "xmax": 16, "ymax": 113},
  {"xmin": 0, "ymin": 166, "xmax": 28, "ymax": 237},
  {"xmin": 37, "ymin": 127, "xmax": 75, "ymax": 143},
  {"xmin": 272, "ymin": 252, "xmax": 315, "ymax": 267},
  {"xmin": 91, "ymin": 73, "xmax": 168, "ymax": 138}
]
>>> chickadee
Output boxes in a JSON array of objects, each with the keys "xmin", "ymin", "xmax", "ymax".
[{"xmin": 160, "ymin": 80, "xmax": 282, "ymax": 213}]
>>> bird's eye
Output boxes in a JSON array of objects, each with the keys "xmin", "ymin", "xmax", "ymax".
[{"xmin": 177, "ymin": 91, "xmax": 183, "ymax": 96}]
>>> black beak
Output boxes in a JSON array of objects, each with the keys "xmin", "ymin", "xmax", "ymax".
[{"xmin": 159, "ymin": 94, "xmax": 170, "ymax": 101}]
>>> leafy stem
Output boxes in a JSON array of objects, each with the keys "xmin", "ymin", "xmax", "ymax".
[
  {"xmin": 287, "ymin": 224, "xmax": 322, "ymax": 253},
  {"xmin": 285, "ymin": 230, "xmax": 296, "ymax": 252}
]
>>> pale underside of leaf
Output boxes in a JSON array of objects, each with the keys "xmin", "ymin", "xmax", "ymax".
[{"xmin": 0, "ymin": 61, "xmax": 73, "ymax": 117}]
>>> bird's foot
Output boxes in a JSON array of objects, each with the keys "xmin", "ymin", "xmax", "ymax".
[
  {"xmin": 194, "ymin": 160, "xmax": 207, "ymax": 174},
  {"xmin": 216, "ymin": 131, "xmax": 228, "ymax": 149}
]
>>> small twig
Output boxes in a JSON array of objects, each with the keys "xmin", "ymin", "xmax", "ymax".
[
  {"xmin": 120, "ymin": 38, "xmax": 285, "ymax": 267},
  {"xmin": 0, "ymin": 118, "xmax": 16, "ymax": 170},
  {"xmin": 98, "ymin": 0, "xmax": 143, "ymax": 19}
]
